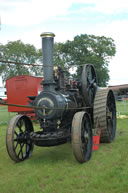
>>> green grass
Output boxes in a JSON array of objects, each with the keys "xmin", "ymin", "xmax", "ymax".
[
  {"xmin": 0, "ymin": 106, "xmax": 16, "ymax": 125},
  {"xmin": 0, "ymin": 106, "xmax": 128, "ymax": 193},
  {"xmin": 116, "ymin": 100, "xmax": 128, "ymax": 116}
]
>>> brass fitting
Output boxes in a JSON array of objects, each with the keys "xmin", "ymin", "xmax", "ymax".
[{"xmin": 40, "ymin": 32, "xmax": 55, "ymax": 38}]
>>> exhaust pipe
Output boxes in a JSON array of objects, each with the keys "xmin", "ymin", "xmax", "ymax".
[{"xmin": 40, "ymin": 32, "xmax": 55, "ymax": 86}]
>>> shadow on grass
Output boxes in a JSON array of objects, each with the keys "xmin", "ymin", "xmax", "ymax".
[{"xmin": 29, "ymin": 142, "xmax": 76, "ymax": 165}]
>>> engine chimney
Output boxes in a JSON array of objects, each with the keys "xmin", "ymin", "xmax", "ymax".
[{"xmin": 40, "ymin": 32, "xmax": 55, "ymax": 87}]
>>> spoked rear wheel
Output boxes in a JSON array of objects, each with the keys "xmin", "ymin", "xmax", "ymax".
[
  {"xmin": 6, "ymin": 114, "xmax": 34, "ymax": 162},
  {"xmin": 72, "ymin": 111, "xmax": 93, "ymax": 163}
]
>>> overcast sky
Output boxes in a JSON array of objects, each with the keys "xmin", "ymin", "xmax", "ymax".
[{"xmin": 0, "ymin": 0, "xmax": 128, "ymax": 86}]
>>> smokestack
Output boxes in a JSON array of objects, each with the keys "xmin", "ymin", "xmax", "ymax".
[{"xmin": 40, "ymin": 32, "xmax": 55, "ymax": 85}]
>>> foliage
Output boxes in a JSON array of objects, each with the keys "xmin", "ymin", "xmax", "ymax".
[
  {"xmin": 54, "ymin": 34, "xmax": 116, "ymax": 86},
  {"xmin": 0, "ymin": 34, "xmax": 116, "ymax": 87},
  {"xmin": 0, "ymin": 40, "xmax": 42, "ymax": 83}
]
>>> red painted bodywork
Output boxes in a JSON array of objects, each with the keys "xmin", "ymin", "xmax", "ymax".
[{"xmin": 6, "ymin": 75, "xmax": 42, "ymax": 112}]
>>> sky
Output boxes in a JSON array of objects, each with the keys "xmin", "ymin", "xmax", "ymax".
[{"xmin": 0, "ymin": 0, "xmax": 128, "ymax": 86}]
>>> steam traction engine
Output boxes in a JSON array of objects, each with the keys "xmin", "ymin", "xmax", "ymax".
[{"xmin": 6, "ymin": 33, "xmax": 116, "ymax": 163}]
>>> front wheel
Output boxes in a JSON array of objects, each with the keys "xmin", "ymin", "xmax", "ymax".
[
  {"xmin": 71, "ymin": 111, "xmax": 93, "ymax": 163},
  {"xmin": 6, "ymin": 114, "xmax": 34, "ymax": 162}
]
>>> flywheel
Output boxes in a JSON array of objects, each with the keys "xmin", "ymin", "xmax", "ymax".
[
  {"xmin": 81, "ymin": 64, "xmax": 97, "ymax": 107},
  {"xmin": 93, "ymin": 89, "xmax": 116, "ymax": 143}
]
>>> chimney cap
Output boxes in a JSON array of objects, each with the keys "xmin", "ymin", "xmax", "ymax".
[{"xmin": 40, "ymin": 32, "xmax": 55, "ymax": 38}]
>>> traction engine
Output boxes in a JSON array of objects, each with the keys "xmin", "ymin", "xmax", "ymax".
[{"xmin": 6, "ymin": 32, "xmax": 116, "ymax": 163}]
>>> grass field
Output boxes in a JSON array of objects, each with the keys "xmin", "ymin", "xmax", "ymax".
[
  {"xmin": 116, "ymin": 100, "xmax": 128, "ymax": 116},
  {"xmin": 0, "ymin": 104, "xmax": 128, "ymax": 193}
]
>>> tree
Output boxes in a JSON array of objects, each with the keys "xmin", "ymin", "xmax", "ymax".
[
  {"xmin": 54, "ymin": 34, "xmax": 116, "ymax": 86},
  {"xmin": 0, "ymin": 40, "xmax": 42, "ymax": 83},
  {"xmin": 0, "ymin": 34, "xmax": 116, "ymax": 87}
]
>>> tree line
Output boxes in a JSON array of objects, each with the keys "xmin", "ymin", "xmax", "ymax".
[{"xmin": 0, "ymin": 33, "xmax": 116, "ymax": 86}]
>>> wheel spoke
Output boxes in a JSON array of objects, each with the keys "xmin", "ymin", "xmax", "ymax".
[
  {"xmin": 14, "ymin": 130, "xmax": 18, "ymax": 136},
  {"xmin": 17, "ymin": 119, "xmax": 22, "ymax": 129},
  {"xmin": 17, "ymin": 143, "xmax": 24, "ymax": 158},
  {"xmin": 17, "ymin": 120, "xmax": 24, "ymax": 133},
  {"xmin": 87, "ymin": 77, "xmax": 96, "ymax": 89},
  {"xmin": 21, "ymin": 144, "xmax": 24, "ymax": 159},
  {"xmin": 26, "ymin": 140, "xmax": 31, "ymax": 147},
  {"xmin": 14, "ymin": 141, "xmax": 19, "ymax": 150},
  {"xmin": 26, "ymin": 144, "xmax": 29, "ymax": 154}
]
